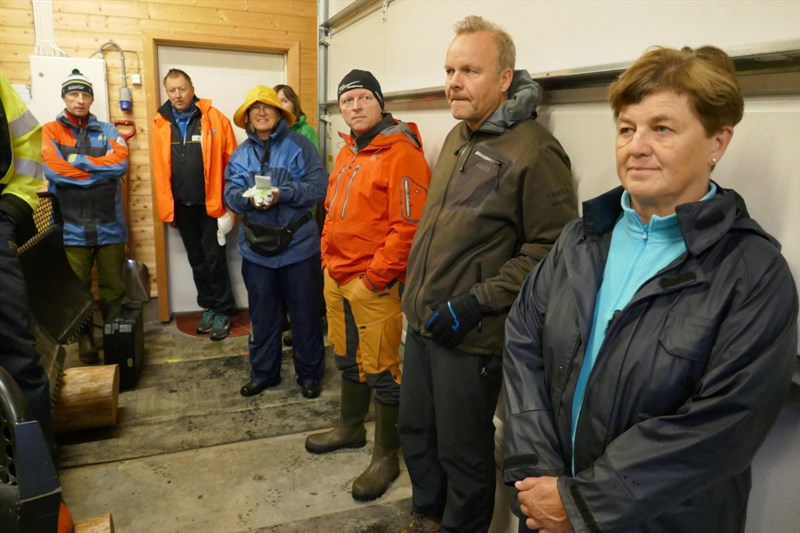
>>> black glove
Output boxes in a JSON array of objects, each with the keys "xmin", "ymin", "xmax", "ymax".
[{"xmin": 425, "ymin": 293, "xmax": 484, "ymax": 349}]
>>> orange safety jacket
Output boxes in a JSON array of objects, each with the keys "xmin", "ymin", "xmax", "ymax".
[
  {"xmin": 322, "ymin": 118, "xmax": 430, "ymax": 290},
  {"xmin": 151, "ymin": 98, "xmax": 236, "ymax": 222}
]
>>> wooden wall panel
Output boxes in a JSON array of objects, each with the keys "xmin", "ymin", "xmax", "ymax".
[{"xmin": 0, "ymin": 0, "xmax": 319, "ymax": 305}]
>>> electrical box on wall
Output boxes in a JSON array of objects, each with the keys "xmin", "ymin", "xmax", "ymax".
[{"xmin": 28, "ymin": 56, "xmax": 110, "ymax": 124}]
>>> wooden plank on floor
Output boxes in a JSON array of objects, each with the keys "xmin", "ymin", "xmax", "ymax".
[{"xmin": 58, "ymin": 348, "xmax": 344, "ymax": 467}]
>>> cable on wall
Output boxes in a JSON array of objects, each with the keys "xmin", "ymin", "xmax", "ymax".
[{"xmin": 31, "ymin": 0, "xmax": 67, "ymax": 56}]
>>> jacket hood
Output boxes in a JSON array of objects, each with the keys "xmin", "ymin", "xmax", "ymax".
[
  {"xmin": 293, "ymin": 114, "xmax": 309, "ymax": 128},
  {"xmin": 339, "ymin": 118, "xmax": 424, "ymax": 154},
  {"xmin": 479, "ymin": 70, "xmax": 541, "ymax": 134},
  {"xmin": 583, "ymin": 183, "xmax": 781, "ymax": 256}
]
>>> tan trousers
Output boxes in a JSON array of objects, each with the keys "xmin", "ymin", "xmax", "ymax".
[{"xmin": 323, "ymin": 269, "xmax": 403, "ymax": 402}]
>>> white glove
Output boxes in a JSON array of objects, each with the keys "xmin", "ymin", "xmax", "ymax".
[
  {"xmin": 216, "ymin": 212, "xmax": 234, "ymax": 246},
  {"xmin": 242, "ymin": 186, "xmax": 274, "ymax": 208}
]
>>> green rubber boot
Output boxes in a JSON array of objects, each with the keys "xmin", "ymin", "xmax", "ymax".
[
  {"xmin": 351, "ymin": 402, "xmax": 400, "ymax": 501},
  {"xmin": 305, "ymin": 379, "xmax": 371, "ymax": 454}
]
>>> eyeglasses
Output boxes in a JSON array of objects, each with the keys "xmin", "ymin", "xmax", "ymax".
[
  {"xmin": 249, "ymin": 103, "xmax": 275, "ymax": 114},
  {"xmin": 340, "ymin": 94, "xmax": 374, "ymax": 109}
]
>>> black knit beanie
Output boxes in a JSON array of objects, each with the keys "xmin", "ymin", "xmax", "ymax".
[
  {"xmin": 61, "ymin": 69, "xmax": 93, "ymax": 97},
  {"xmin": 337, "ymin": 69, "xmax": 384, "ymax": 109}
]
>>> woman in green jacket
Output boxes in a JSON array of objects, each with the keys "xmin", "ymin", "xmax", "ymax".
[{"xmin": 275, "ymin": 84, "xmax": 319, "ymax": 150}]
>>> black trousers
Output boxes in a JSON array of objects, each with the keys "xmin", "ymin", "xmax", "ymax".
[
  {"xmin": 173, "ymin": 203, "xmax": 235, "ymax": 314},
  {"xmin": 0, "ymin": 214, "xmax": 57, "ymax": 460},
  {"xmin": 398, "ymin": 330, "xmax": 503, "ymax": 533}
]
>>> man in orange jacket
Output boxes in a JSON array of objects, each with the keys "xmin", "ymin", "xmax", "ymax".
[
  {"xmin": 151, "ymin": 69, "xmax": 236, "ymax": 339},
  {"xmin": 305, "ymin": 69, "xmax": 430, "ymax": 502}
]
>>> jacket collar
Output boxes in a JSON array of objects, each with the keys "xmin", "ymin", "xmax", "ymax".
[
  {"xmin": 582, "ymin": 183, "xmax": 778, "ymax": 256},
  {"xmin": 339, "ymin": 115, "xmax": 423, "ymax": 154},
  {"xmin": 56, "ymin": 110, "xmax": 97, "ymax": 129},
  {"xmin": 157, "ymin": 97, "xmax": 211, "ymax": 123}
]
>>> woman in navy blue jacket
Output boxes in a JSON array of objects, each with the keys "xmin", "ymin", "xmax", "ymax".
[{"xmin": 225, "ymin": 85, "xmax": 328, "ymax": 399}]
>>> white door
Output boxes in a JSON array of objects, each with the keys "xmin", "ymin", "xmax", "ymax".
[{"xmin": 157, "ymin": 46, "xmax": 285, "ymax": 313}]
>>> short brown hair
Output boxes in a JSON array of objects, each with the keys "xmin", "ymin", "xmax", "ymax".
[
  {"xmin": 608, "ymin": 46, "xmax": 743, "ymax": 135},
  {"xmin": 163, "ymin": 68, "xmax": 193, "ymax": 87},
  {"xmin": 453, "ymin": 15, "xmax": 515, "ymax": 72},
  {"xmin": 274, "ymin": 84, "xmax": 305, "ymax": 118}
]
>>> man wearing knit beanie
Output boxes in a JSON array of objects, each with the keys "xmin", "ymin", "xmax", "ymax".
[
  {"xmin": 337, "ymin": 69, "xmax": 384, "ymax": 109},
  {"xmin": 61, "ymin": 68, "xmax": 93, "ymax": 98},
  {"xmin": 305, "ymin": 69, "xmax": 430, "ymax": 502},
  {"xmin": 42, "ymin": 68, "xmax": 130, "ymax": 363}
]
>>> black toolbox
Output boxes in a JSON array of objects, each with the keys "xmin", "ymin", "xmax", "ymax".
[{"xmin": 103, "ymin": 301, "xmax": 144, "ymax": 390}]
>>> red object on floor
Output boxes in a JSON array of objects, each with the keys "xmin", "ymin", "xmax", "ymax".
[
  {"xmin": 175, "ymin": 309, "xmax": 250, "ymax": 338},
  {"xmin": 58, "ymin": 500, "xmax": 74, "ymax": 533}
]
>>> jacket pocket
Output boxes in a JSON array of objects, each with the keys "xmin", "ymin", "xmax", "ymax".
[
  {"xmin": 399, "ymin": 176, "xmax": 427, "ymax": 223},
  {"xmin": 658, "ymin": 314, "xmax": 716, "ymax": 362},
  {"xmin": 447, "ymin": 145, "xmax": 509, "ymax": 209},
  {"xmin": 638, "ymin": 314, "xmax": 716, "ymax": 418}
]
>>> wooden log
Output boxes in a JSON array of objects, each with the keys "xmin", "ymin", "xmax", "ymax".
[
  {"xmin": 75, "ymin": 513, "xmax": 115, "ymax": 533},
  {"xmin": 53, "ymin": 365, "xmax": 119, "ymax": 433}
]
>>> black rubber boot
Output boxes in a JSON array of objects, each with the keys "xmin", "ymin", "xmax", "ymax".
[
  {"xmin": 351, "ymin": 402, "xmax": 400, "ymax": 501},
  {"xmin": 77, "ymin": 321, "xmax": 99, "ymax": 364},
  {"xmin": 305, "ymin": 379, "xmax": 372, "ymax": 454}
]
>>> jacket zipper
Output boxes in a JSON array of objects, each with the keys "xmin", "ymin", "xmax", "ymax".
[
  {"xmin": 476, "ymin": 258, "xmax": 483, "ymax": 332},
  {"xmin": 331, "ymin": 161, "xmax": 352, "ymax": 215},
  {"xmin": 340, "ymin": 163, "xmax": 361, "ymax": 219},
  {"xmin": 555, "ymin": 324, "xmax": 582, "ymax": 428},
  {"xmin": 413, "ymin": 134, "xmax": 477, "ymax": 319},
  {"xmin": 403, "ymin": 178, "xmax": 412, "ymax": 218}
]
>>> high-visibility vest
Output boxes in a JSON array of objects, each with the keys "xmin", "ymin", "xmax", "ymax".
[{"xmin": 0, "ymin": 70, "xmax": 42, "ymax": 215}]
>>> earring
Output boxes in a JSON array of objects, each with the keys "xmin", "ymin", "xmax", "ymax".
[{"xmin": 710, "ymin": 158, "xmax": 717, "ymax": 165}]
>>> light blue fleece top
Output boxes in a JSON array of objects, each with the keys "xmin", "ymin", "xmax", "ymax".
[{"xmin": 570, "ymin": 183, "xmax": 718, "ymax": 474}]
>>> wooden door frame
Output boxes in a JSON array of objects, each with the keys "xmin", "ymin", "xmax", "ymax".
[{"xmin": 143, "ymin": 32, "xmax": 300, "ymax": 322}]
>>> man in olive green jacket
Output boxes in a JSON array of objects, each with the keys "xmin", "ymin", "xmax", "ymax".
[{"xmin": 398, "ymin": 16, "xmax": 577, "ymax": 533}]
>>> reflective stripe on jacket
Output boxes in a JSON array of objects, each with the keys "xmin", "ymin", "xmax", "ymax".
[{"xmin": 0, "ymin": 71, "xmax": 41, "ymax": 216}]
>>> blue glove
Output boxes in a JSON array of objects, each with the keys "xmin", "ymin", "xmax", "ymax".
[{"xmin": 425, "ymin": 293, "xmax": 484, "ymax": 349}]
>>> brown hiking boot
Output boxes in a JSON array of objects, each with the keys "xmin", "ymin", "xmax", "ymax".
[
  {"xmin": 402, "ymin": 512, "xmax": 442, "ymax": 533},
  {"xmin": 351, "ymin": 403, "xmax": 400, "ymax": 501},
  {"xmin": 305, "ymin": 379, "xmax": 371, "ymax": 454}
]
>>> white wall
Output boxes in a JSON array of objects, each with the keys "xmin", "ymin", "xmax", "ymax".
[
  {"xmin": 326, "ymin": 0, "xmax": 800, "ymax": 95},
  {"xmin": 28, "ymin": 56, "xmax": 110, "ymax": 125},
  {"xmin": 324, "ymin": 1, "xmax": 800, "ymax": 531}
]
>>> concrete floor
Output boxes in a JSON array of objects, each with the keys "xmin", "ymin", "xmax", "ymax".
[{"xmin": 56, "ymin": 302, "xmax": 413, "ymax": 532}]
